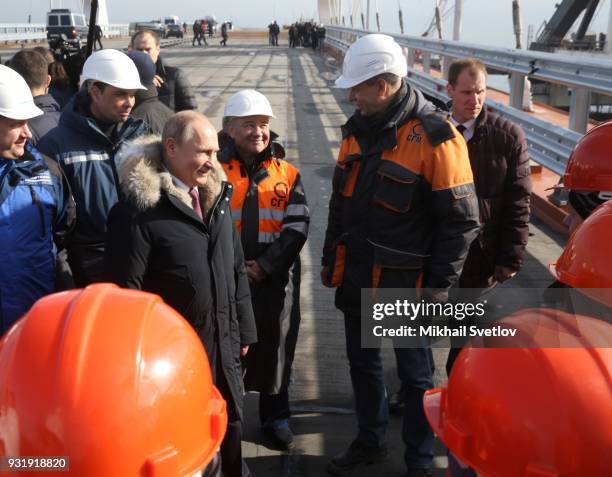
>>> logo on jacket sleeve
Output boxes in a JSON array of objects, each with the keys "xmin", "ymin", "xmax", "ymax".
[{"xmin": 407, "ymin": 124, "xmax": 424, "ymax": 144}]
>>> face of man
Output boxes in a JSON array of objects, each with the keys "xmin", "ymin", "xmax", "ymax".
[
  {"xmin": 348, "ymin": 78, "xmax": 388, "ymax": 117},
  {"xmin": 0, "ymin": 116, "xmax": 32, "ymax": 159},
  {"xmin": 447, "ymin": 68, "xmax": 487, "ymax": 123},
  {"xmin": 90, "ymin": 84, "xmax": 136, "ymax": 124},
  {"xmin": 132, "ymin": 33, "xmax": 161, "ymax": 64},
  {"xmin": 165, "ymin": 119, "xmax": 219, "ymax": 188},
  {"xmin": 228, "ymin": 115, "xmax": 271, "ymax": 158}
]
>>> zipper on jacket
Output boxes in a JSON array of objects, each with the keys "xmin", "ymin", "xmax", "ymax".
[
  {"xmin": 207, "ymin": 182, "xmax": 230, "ymax": 229},
  {"xmin": 28, "ymin": 186, "xmax": 46, "ymax": 239}
]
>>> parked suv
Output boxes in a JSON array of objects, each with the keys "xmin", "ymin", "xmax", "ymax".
[
  {"xmin": 46, "ymin": 9, "xmax": 89, "ymax": 50},
  {"xmin": 166, "ymin": 24, "xmax": 183, "ymax": 38}
]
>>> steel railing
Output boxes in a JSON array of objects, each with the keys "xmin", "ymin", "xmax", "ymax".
[
  {"xmin": 325, "ymin": 29, "xmax": 582, "ymax": 176},
  {"xmin": 0, "ymin": 23, "xmax": 46, "ymax": 43},
  {"xmin": 327, "ymin": 26, "xmax": 612, "ymax": 134},
  {"xmin": 0, "ymin": 23, "xmax": 131, "ymax": 43}
]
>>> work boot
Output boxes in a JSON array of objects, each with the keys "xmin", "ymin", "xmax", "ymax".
[
  {"xmin": 327, "ymin": 440, "xmax": 388, "ymax": 475},
  {"xmin": 388, "ymin": 388, "xmax": 406, "ymax": 414},
  {"xmin": 263, "ymin": 425, "xmax": 295, "ymax": 451}
]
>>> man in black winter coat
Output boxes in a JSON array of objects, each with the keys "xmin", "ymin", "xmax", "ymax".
[
  {"xmin": 131, "ymin": 30, "xmax": 198, "ymax": 112},
  {"xmin": 8, "ymin": 50, "xmax": 61, "ymax": 145},
  {"xmin": 445, "ymin": 58, "xmax": 532, "ymax": 373},
  {"xmin": 127, "ymin": 51, "xmax": 173, "ymax": 135},
  {"xmin": 105, "ymin": 111, "xmax": 257, "ymax": 477}
]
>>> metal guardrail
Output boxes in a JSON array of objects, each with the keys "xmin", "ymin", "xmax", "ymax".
[
  {"xmin": 327, "ymin": 26, "xmax": 612, "ymax": 133},
  {"xmin": 405, "ymin": 69, "xmax": 581, "ymax": 176},
  {"xmin": 0, "ymin": 23, "xmax": 131, "ymax": 43},
  {"xmin": 104, "ymin": 24, "xmax": 130, "ymax": 38},
  {"xmin": 0, "ymin": 23, "xmax": 46, "ymax": 43},
  {"xmin": 325, "ymin": 30, "xmax": 581, "ymax": 176},
  {"xmin": 328, "ymin": 26, "xmax": 612, "ymax": 95}
]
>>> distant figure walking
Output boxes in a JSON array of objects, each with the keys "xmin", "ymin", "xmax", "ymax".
[
  {"xmin": 268, "ymin": 21, "xmax": 280, "ymax": 46},
  {"xmin": 220, "ymin": 22, "xmax": 229, "ymax": 47},
  {"xmin": 192, "ymin": 20, "xmax": 201, "ymax": 46},
  {"xmin": 94, "ymin": 24, "xmax": 103, "ymax": 50}
]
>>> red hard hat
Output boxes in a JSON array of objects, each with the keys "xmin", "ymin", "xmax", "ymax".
[
  {"xmin": 424, "ymin": 308, "xmax": 612, "ymax": 477},
  {"xmin": 563, "ymin": 120, "xmax": 612, "ymax": 192},
  {"xmin": 550, "ymin": 200, "xmax": 612, "ymax": 306},
  {"xmin": 0, "ymin": 284, "xmax": 227, "ymax": 477}
]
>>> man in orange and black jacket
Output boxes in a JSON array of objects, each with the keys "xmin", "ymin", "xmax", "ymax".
[{"xmin": 321, "ymin": 34, "xmax": 480, "ymax": 477}]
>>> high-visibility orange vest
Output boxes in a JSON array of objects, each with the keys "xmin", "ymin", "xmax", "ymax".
[{"xmin": 221, "ymin": 155, "xmax": 301, "ymax": 243}]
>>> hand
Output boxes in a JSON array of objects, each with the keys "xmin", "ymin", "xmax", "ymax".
[
  {"xmin": 493, "ymin": 265, "xmax": 517, "ymax": 283},
  {"xmin": 240, "ymin": 345, "xmax": 249, "ymax": 357},
  {"xmin": 152, "ymin": 74, "xmax": 164, "ymax": 87},
  {"xmin": 245, "ymin": 260, "xmax": 266, "ymax": 283},
  {"xmin": 419, "ymin": 288, "xmax": 449, "ymax": 304},
  {"xmin": 320, "ymin": 265, "xmax": 333, "ymax": 287}
]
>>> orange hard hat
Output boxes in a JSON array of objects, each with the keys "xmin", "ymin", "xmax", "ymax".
[
  {"xmin": 0, "ymin": 284, "xmax": 227, "ymax": 477},
  {"xmin": 550, "ymin": 200, "xmax": 612, "ymax": 306},
  {"xmin": 563, "ymin": 120, "xmax": 612, "ymax": 192},
  {"xmin": 424, "ymin": 308, "xmax": 612, "ymax": 477}
]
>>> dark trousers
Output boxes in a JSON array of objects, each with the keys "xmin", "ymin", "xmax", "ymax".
[
  {"xmin": 220, "ymin": 419, "xmax": 251, "ymax": 477},
  {"xmin": 259, "ymin": 389, "xmax": 290, "ymax": 427},
  {"xmin": 344, "ymin": 313, "xmax": 435, "ymax": 469},
  {"xmin": 212, "ymin": 349, "xmax": 251, "ymax": 477}
]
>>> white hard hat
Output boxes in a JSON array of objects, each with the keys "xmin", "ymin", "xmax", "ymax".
[
  {"xmin": 334, "ymin": 34, "xmax": 407, "ymax": 89},
  {"xmin": 80, "ymin": 49, "xmax": 146, "ymax": 90},
  {"xmin": 0, "ymin": 65, "xmax": 43, "ymax": 120},
  {"xmin": 223, "ymin": 89, "xmax": 275, "ymax": 118}
]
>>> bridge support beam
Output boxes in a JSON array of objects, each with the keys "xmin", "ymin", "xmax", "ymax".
[
  {"xmin": 509, "ymin": 72, "xmax": 525, "ymax": 110},
  {"xmin": 422, "ymin": 52, "xmax": 431, "ymax": 74},
  {"xmin": 406, "ymin": 48, "xmax": 415, "ymax": 68},
  {"xmin": 441, "ymin": 56, "xmax": 452, "ymax": 81},
  {"xmin": 569, "ymin": 87, "xmax": 591, "ymax": 134}
]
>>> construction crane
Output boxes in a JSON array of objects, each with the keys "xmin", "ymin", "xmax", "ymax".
[{"xmin": 530, "ymin": 0, "xmax": 603, "ymax": 51}]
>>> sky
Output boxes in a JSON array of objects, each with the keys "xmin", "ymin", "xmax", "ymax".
[{"xmin": 5, "ymin": 1, "xmax": 612, "ymax": 48}]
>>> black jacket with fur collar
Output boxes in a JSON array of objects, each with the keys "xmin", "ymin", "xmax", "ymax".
[{"xmin": 104, "ymin": 135, "xmax": 257, "ymax": 419}]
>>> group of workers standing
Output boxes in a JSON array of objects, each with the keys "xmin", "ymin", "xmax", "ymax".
[
  {"xmin": 193, "ymin": 19, "xmax": 230, "ymax": 47},
  {"xmin": 0, "ymin": 25, "xmax": 609, "ymax": 477},
  {"xmin": 288, "ymin": 21, "xmax": 326, "ymax": 50}
]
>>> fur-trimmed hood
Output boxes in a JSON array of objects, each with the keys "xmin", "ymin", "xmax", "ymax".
[{"xmin": 116, "ymin": 135, "xmax": 227, "ymax": 214}]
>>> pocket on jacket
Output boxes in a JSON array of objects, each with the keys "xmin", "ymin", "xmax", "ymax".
[
  {"xmin": 374, "ymin": 160, "xmax": 419, "ymax": 213},
  {"xmin": 370, "ymin": 241, "xmax": 425, "ymax": 289}
]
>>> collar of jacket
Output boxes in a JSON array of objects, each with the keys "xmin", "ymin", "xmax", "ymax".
[
  {"xmin": 217, "ymin": 130, "xmax": 286, "ymax": 165},
  {"xmin": 34, "ymin": 94, "xmax": 60, "ymax": 113},
  {"xmin": 342, "ymin": 80, "xmax": 412, "ymax": 140},
  {"xmin": 155, "ymin": 56, "xmax": 169, "ymax": 79},
  {"xmin": 135, "ymin": 84, "xmax": 161, "ymax": 105},
  {"xmin": 447, "ymin": 99, "xmax": 490, "ymax": 132},
  {"xmin": 60, "ymin": 89, "xmax": 147, "ymax": 148},
  {"xmin": 116, "ymin": 134, "xmax": 228, "ymax": 216},
  {"xmin": 472, "ymin": 106, "xmax": 490, "ymax": 133},
  {"xmin": 1, "ymin": 144, "xmax": 43, "ymax": 171}
]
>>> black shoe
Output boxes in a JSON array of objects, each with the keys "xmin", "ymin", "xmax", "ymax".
[
  {"xmin": 406, "ymin": 468, "xmax": 433, "ymax": 477},
  {"xmin": 327, "ymin": 441, "xmax": 388, "ymax": 475},
  {"xmin": 389, "ymin": 389, "xmax": 406, "ymax": 414},
  {"xmin": 263, "ymin": 425, "xmax": 295, "ymax": 451}
]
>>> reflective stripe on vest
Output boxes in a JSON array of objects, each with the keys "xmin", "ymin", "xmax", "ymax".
[{"xmin": 222, "ymin": 156, "xmax": 300, "ymax": 241}]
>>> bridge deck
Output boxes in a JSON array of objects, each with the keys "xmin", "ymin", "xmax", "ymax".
[
  {"xmin": 153, "ymin": 35, "xmax": 567, "ymax": 476},
  {"xmin": 2, "ymin": 34, "xmax": 566, "ymax": 476},
  {"xmin": 159, "ymin": 36, "xmax": 567, "ymax": 476}
]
